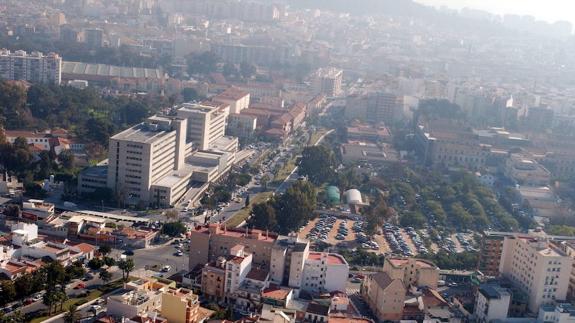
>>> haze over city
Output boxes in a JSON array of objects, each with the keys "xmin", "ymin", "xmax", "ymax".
[
  {"xmin": 2, "ymin": 0, "xmax": 575, "ymax": 322},
  {"xmin": 417, "ymin": 0, "xmax": 575, "ymax": 24}
]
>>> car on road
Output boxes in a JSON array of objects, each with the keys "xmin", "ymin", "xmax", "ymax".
[
  {"xmin": 74, "ymin": 282, "xmax": 86, "ymax": 289},
  {"xmin": 174, "ymin": 251, "xmax": 183, "ymax": 257},
  {"xmin": 123, "ymin": 250, "xmax": 134, "ymax": 256},
  {"xmin": 161, "ymin": 265, "xmax": 171, "ymax": 272}
]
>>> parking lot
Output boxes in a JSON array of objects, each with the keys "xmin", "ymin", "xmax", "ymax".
[{"xmin": 299, "ymin": 215, "xmax": 389, "ymax": 252}]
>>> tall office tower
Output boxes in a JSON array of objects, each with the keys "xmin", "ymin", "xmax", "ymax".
[
  {"xmin": 313, "ymin": 67, "xmax": 343, "ymax": 97},
  {"xmin": 0, "ymin": 49, "xmax": 62, "ymax": 84},
  {"xmin": 176, "ymin": 102, "xmax": 230, "ymax": 150},
  {"xmin": 106, "ymin": 116, "xmax": 187, "ymax": 206},
  {"xmin": 499, "ymin": 235, "xmax": 572, "ymax": 313},
  {"xmin": 84, "ymin": 28, "xmax": 104, "ymax": 48}
]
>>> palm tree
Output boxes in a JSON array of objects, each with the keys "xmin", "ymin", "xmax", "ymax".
[
  {"xmin": 117, "ymin": 258, "xmax": 135, "ymax": 282},
  {"xmin": 64, "ymin": 304, "xmax": 79, "ymax": 323}
]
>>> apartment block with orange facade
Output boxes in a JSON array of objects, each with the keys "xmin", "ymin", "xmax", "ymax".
[{"xmin": 189, "ymin": 224, "xmax": 276, "ymax": 271}]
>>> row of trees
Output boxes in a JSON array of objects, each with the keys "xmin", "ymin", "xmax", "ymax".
[
  {"xmin": 0, "ymin": 81, "xmax": 167, "ymax": 148},
  {"xmin": 248, "ymin": 180, "xmax": 317, "ymax": 234},
  {"xmin": 0, "ymin": 260, "xmax": 84, "ymax": 315},
  {"xmin": 387, "ymin": 167, "xmax": 520, "ymax": 231}
]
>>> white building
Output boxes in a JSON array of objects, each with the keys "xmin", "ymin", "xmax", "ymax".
[
  {"xmin": 0, "ymin": 49, "xmax": 62, "ymax": 84},
  {"xmin": 177, "ymin": 102, "xmax": 230, "ymax": 150},
  {"xmin": 313, "ymin": 68, "xmax": 343, "ymax": 97},
  {"xmin": 538, "ymin": 303, "xmax": 575, "ymax": 323},
  {"xmin": 225, "ymin": 245, "xmax": 253, "ymax": 294},
  {"xmin": 302, "ymin": 252, "xmax": 349, "ymax": 293},
  {"xmin": 106, "ymin": 116, "xmax": 188, "ymax": 207},
  {"xmin": 11, "ymin": 223, "xmax": 38, "ymax": 247},
  {"xmin": 474, "ymin": 285, "xmax": 511, "ymax": 322},
  {"xmin": 499, "ymin": 235, "xmax": 573, "ymax": 313}
]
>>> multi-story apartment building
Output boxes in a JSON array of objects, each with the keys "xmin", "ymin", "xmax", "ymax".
[
  {"xmin": 556, "ymin": 241, "xmax": 575, "ymax": 302},
  {"xmin": 226, "ymin": 113, "xmax": 257, "ymax": 140},
  {"xmin": 474, "ymin": 284, "xmax": 511, "ymax": 323},
  {"xmin": 382, "ymin": 257, "xmax": 439, "ymax": 289},
  {"xmin": 190, "ymin": 225, "xmax": 349, "ymax": 295},
  {"xmin": 362, "ymin": 272, "xmax": 406, "ymax": 321},
  {"xmin": 161, "ymin": 287, "xmax": 202, "ymax": 323},
  {"xmin": 212, "ymin": 43, "xmax": 291, "ymax": 66},
  {"xmin": 84, "ymin": 28, "xmax": 104, "ymax": 48},
  {"xmin": 478, "ymin": 231, "xmax": 508, "ymax": 277},
  {"xmin": 106, "ymin": 116, "xmax": 188, "ymax": 206},
  {"xmin": 504, "ymin": 154, "xmax": 551, "ymax": 186},
  {"xmin": 212, "ymin": 87, "xmax": 250, "ymax": 114},
  {"xmin": 301, "ymin": 252, "xmax": 349, "ymax": 293},
  {"xmin": 201, "ymin": 245, "xmax": 253, "ymax": 302},
  {"xmin": 270, "ymin": 234, "xmax": 309, "ymax": 288},
  {"xmin": 313, "ymin": 68, "xmax": 343, "ymax": 97},
  {"xmin": 189, "ymin": 224, "xmax": 277, "ymax": 270},
  {"xmin": 177, "ymin": 102, "xmax": 230, "ymax": 150},
  {"xmin": 0, "ymin": 49, "xmax": 62, "ymax": 84},
  {"xmin": 345, "ymin": 92, "xmax": 404, "ymax": 124},
  {"xmin": 415, "ymin": 118, "xmax": 489, "ymax": 169},
  {"xmin": 499, "ymin": 235, "xmax": 573, "ymax": 313}
]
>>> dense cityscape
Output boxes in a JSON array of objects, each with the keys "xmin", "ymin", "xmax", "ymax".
[{"xmin": 1, "ymin": 0, "xmax": 575, "ymax": 322}]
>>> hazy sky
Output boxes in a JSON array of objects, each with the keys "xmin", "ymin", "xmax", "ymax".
[{"xmin": 415, "ymin": 0, "xmax": 575, "ymax": 24}]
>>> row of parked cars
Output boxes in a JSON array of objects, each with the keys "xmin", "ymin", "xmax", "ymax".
[
  {"xmin": 455, "ymin": 233, "xmax": 477, "ymax": 252},
  {"xmin": 307, "ymin": 216, "xmax": 337, "ymax": 242},
  {"xmin": 384, "ymin": 223, "xmax": 414, "ymax": 257},
  {"xmin": 405, "ymin": 227, "xmax": 428, "ymax": 254}
]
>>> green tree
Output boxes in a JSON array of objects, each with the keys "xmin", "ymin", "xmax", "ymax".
[
  {"xmin": 187, "ymin": 52, "xmax": 220, "ymax": 75},
  {"xmin": 103, "ymin": 257, "xmax": 116, "ymax": 267},
  {"xmin": 58, "ymin": 150, "xmax": 75, "ymax": 169},
  {"xmin": 118, "ymin": 258, "xmax": 135, "ymax": 282},
  {"xmin": 0, "ymin": 281, "xmax": 16, "ymax": 306},
  {"xmin": 64, "ymin": 304, "xmax": 79, "ymax": 323},
  {"xmin": 99, "ymin": 268, "xmax": 112, "ymax": 284},
  {"xmin": 222, "ymin": 62, "xmax": 238, "ymax": 78},
  {"xmin": 299, "ymin": 146, "xmax": 336, "ymax": 185},
  {"xmin": 400, "ymin": 211, "xmax": 427, "ymax": 229},
  {"xmin": 181, "ymin": 88, "xmax": 200, "ymax": 102},
  {"xmin": 239, "ymin": 62, "xmax": 256, "ymax": 79},
  {"xmin": 244, "ymin": 194, "xmax": 250, "ymax": 208},
  {"xmin": 98, "ymin": 245, "xmax": 112, "ymax": 257},
  {"xmin": 248, "ymin": 202, "xmax": 277, "ymax": 230},
  {"xmin": 161, "ymin": 221, "xmax": 187, "ymax": 237},
  {"xmin": 87, "ymin": 258, "xmax": 104, "ymax": 270}
]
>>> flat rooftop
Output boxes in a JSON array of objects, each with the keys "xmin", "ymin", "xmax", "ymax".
[
  {"xmin": 308, "ymin": 252, "xmax": 347, "ymax": 265},
  {"xmin": 388, "ymin": 258, "xmax": 435, "ymax": 269},
  {"xmin": 62, "ymin": 61, "xmax": 163, "ymax": 79},
  {"xmin": 112, "ymin": 122, "xmax": 174, "ymax": 144}
]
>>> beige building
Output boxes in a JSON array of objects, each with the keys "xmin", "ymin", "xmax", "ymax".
[
  {"xmin": 313, "ymin": 67, "xmax": 343, "ymax": 97},
  {"xmin": 383, "ymin": 257, "xmax": 439, "ymax": 289},
  {"xmin": 177, "ymin": 102, "xmax": 230, "ymax": 150},
  {"xmin": 106, "ymin": 116, "xmax": 188, "ymax": 207},
  {"xmin": 505, "ymin": 154, "xmax": 551, "ymax": 186},
  {"xmin": 212, "ymin": 87, "xmax": 251, "ymax": 114},
  {"xmin": 107, "ymin": 289, "xmax": 163, "ymax": 319},
  {"xmin": 161, "ymin": 287, "xmax": 202, "ymax": 323},
  {"xmin": 189, "ymin": 224, "xmax": 276, "ymax": 271},
  {"xmin": 362, "ymin": 272, "xmax": 406, "ymax": 321},
  {"xmin": 499, "ymin": 235, "xmax": 572, "ymax": 313}
]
